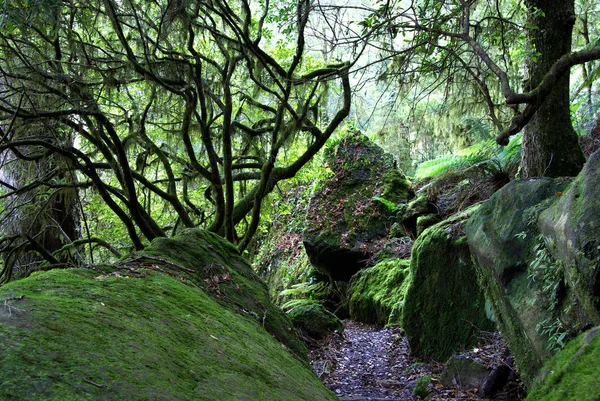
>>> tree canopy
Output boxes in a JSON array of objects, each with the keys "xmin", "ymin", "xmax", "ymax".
[{"xmin": 0, "ymin": 0, "xmax": 599, "ymax": 281}]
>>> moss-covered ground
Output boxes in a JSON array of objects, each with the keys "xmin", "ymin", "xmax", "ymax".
[
  {"xmin": 525, "ymin": 327, "xmax": 600, "ymax": 401},
  {"xmin": 0, "ymin": 268, "xmax": 337, "ymax": 401},
  {"xmin": 349, "ymin": 259, "xmax": 411, "ymax": 326}
]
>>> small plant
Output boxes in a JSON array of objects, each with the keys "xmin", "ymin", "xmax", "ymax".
[
  {"xmin": 527, "ymin": 234, "xmax": 570, "ymax": 352},
  {"xmin": 413, "ymin": 374, "xmax": 432, "ymax": 399}
]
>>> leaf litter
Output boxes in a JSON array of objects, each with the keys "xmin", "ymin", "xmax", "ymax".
[{"xmin": 308, "ymin": 321, "xmax": 525, "ymax": 401}]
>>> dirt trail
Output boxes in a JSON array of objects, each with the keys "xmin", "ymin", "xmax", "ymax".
[{"xmin": 308, "ymin": 321, "xmax": 524, "ymax": 401}]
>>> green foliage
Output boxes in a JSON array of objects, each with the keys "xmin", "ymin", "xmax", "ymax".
[
  {"xmin": 413, "ymin": 374, "xmax": 432, "ymax": 398},
  {"xmin": 527, "ymin": 235, "xmax": 570, "ymax": 353},
  {"xmin": 415, "ymin": 135, "xmax": 522, "ymax": 181}
]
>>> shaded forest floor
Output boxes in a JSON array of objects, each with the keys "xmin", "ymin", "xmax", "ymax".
[{"xmin": 308, "ymin": 321, "xmax": 525, "ymax": 401}]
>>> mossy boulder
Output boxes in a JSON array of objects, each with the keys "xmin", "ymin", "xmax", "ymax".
[
  {"xmin": 303, "ymin": 132, "xmax": 411, "ymax": 281},
  {"xmin": 464, "ymin": 177, "xmax": 597, "ymax": 386},
  {"xmin": 399, "ymin": 193, "xmax": 438, "ymax": 237},
  {"xmin": 288, "ymin": 303, "xmax": 344, "ymax": 340},
  {"xmin": 141, "ymin": 229, "xmax": 306, "ymax": 358},
  {"xmin": 539, "ymin": 149, "xmax": 600, "ymax": 315},
  {"xmin": 526, "ymin": 326, "xmax": 600, "ymax": 401},
  {"xmin": 349, "ymin": 259, "xmax": 411, "ymax": 326},
  {"xmin": 402, "ymin": 205, "xmax": 493, "ymax": 361},
  {"xmin": 0, "ymin": 267, "xmax": 337, "ymax": 401},
  {"xmin": 465, "ymin": 178, "xmax": 571, "ymax": 284}
]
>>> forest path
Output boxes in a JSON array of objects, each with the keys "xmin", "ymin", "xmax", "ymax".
[{"xmin": 308, "ymin": 321, "xmax": 521, "ymax": 401}]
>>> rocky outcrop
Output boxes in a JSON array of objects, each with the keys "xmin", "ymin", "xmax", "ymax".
[
  {"xmin": 402, "ymin": 206, "xmax": 493, "ymax": 361},
  {"xmin": 349, "ymin": 259, "xmax": 411, "ymax": 326},
  {"xmin": 303, "ymin": 133, "xmax": 411, "ymax": 281},
  {"xmin": 465, "ymin": 177, "xmax": 574, "ymax": 385},
  {"xmin": 0, "ymin": 229, "xmax": 336, "ymax": 401},
  {"xmin": 539, "ymin": 149, "xmax": 600, "ymax": 316},
  {"xmin": 466, "ymin": 151, "xmax": 600, "ymax": 386}
]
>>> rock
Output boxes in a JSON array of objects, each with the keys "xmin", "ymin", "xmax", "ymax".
[
  {"xmin": 465, "ymin": 177, "xmax": 574, "ymax": 385},
  {"xmin": 349, "ymin": 259, "xmax": 411, "ymax": 326},
  {"xmin": 480, "ymin": 361, "xmax": 513, "ymax": 398},
  {"xmin": 0, "ymin": 230, "xmax": 337, "ymax": 400},
  {"xmin": 143, "ymin": 229, "xmax": 306, "ymax": 358},
  {"xmin": 525, "ymin": 326, "xmax": 600, "ymax": 400},
  {"xmin": 288, "ymin": 303, "xmax": 344, "ymax": 340},
  {"xmin": 539, "ymin": 149, "xmax": 600, "ymax": 316},
  {"xmin": 440, "ymin": 356, "xmax": 490, "ymax": 390},
  {"xmin": 400, "ymin": 194, "xmax": 438, "ymax": 238},
  {"xmin": 303, "ymin": 133, "xmax": 411, "ymax": 281},
  {"xmin": 402, "ymin": 205, "xmax": 493, "ymax": 361},
  {"xmin": 416, "ymin": 214, "xmax": 441, "ymax": 237}
]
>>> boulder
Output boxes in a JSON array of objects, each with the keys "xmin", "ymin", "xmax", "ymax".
[
  {"xmin": 440, "ymin": 356, "xmax": 490, "ymax": 390},
  {"xmin": 402, "ymin": 205, "xmax": 493, "ymax": 361},
  {"xmin": 465, "ymin": 170, "xmax": 600, "ymax": 387},
  {"xmin": 526, "ymin": 326, "xmax": 600, "ymax": 401},
  {"xmin": 303, "ymin": 132, "xmax": 411, "ymax": 281},
  {"xmin": 288, "ymin": 303, "xmax": 344, "ymax": 340},
  {"xmin": 539, "ymin": 149, "xmax": 600, "ymax": 317},
  {"xmin": 0, "ymin": 230, "xmax": 337, "ymax": 400},
  {"xmin": 349, "ymin": 259, "xmax": 411, "ymax": 326},
  {"xmin": 465, "ymin": 177, "xmax": 574, "ymax": 385}
]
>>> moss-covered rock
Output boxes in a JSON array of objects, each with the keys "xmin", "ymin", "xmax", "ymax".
[
  {"xmin": 288, "ymin": 303, "xmax": 344, "ymax": 340},
  {"xmin": 0, "ymin": 268, "xmax": 337, "ymax": 401},
  {"xmin": 349, "ymin": 259, "xmax": 411, "ymax": 326},
  {"xmin": 526, "ymin": 326, "xmax": 600, "ymax": 401},
  {"xmin": 402, "ymin": 205, "xmax": 493, "ymax": 361},
  {"xmin": 303, "ymin": 132, "xmax": 411, "ymax": 281},
  {"xmin": 464, "ymin": 177, "xmax": 592, "ymax": 386},
  {"xmin": 141, "ymin": 229, "xmax": 306, "ymax": 359},
  {"xmin": 399, "ymin": 193, "xmax": 438, "ymax": 238},
  {"xmin": 539, "ymin": 149, "xmax": 600, "ymax": 317}
]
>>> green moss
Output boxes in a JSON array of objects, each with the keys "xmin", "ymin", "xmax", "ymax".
[
  {"xmin": 0, "ymin": 269, "xmax": 336, "ymax": 401},
  {"xmin": 288, "ymin": 304, "xmax": 343, "ymax": 339},
  {"xmin": 381, "ymin": 169, "xmax": 412, "ymax": 202},
  {"xmin": 141, "ymin": 229, "xmax": 306, "ymax": 359},
  {"xmin": 349, "ymin": 259, "xmax": 411, "ymax": 326},
  {"xmin": 526, "ymin": 327, "xmax": 600, "ymax": 401},
  {"xmin": 402, "ymin": 205, "xmax": 494, "ymax": 361},
  {"xmin": 413, "ymin": 374, "xmax": 432, "ymax": 398}
]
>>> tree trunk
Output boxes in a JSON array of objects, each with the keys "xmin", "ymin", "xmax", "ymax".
[{"xmin": 521, "ymin": 0, "xmax": 585, "ymax": 178}]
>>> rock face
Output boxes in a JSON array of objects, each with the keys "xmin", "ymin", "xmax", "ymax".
[
  {"xmin": 349, "ymin": 259, "xmax": 411, "ymax": 326},
  {"xmin": 0, "ymin": 229, "xmax": 336, "ymax": 401},
  {"xmin": 526, "ymin": 326, "xmax": 600, "ymax": 401},
  {"xmin": 303, "ymin": 133, "xmax": 411, "ymax": 281},
  {"xmin": 466, "ymin": 153, "xmax": 600, "ymax": 386},
  {"xmin": 402, "ymin": 205, "xmax": 493, "ymax": 361},
  {"xmin": 539, "ymin": 149, "xmax": 600, "ymax": 315}
]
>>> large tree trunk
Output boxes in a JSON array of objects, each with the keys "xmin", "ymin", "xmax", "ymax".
[{"xmin": 521, "ymin": 0, "xmax": 585, "ymax": 178}]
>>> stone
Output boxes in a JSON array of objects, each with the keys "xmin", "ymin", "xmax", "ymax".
[
  {"xmin": 288, "ymin": 303, "xmax": 344, "ymax": 340},
  {"xmin": 539, "ymin": 149, "xmax": 600, "ymax": 315},
  {"xmin": 0, "ymin": 229, "xmax": 337, "ymax": 401},
  {"xmin": 440, "ymin": 356, "xmax": 490, "ymax": 390},
  {"xmin": 349, "ymin": 259, "xmax": 411, "ymax": 326},
  {"xmin": 402, "ymin": 205, "xmax": 493, "ymax": 361},
  {"xmin": 303, "ymin": 133, "xmax": 411, "ymax": 281},
  {"xmin": 465, "ymin": 177, "xmax": 574, "ymax": 385}
]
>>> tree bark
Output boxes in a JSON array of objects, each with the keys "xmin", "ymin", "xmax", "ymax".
[{"xmin": 521, "ymin": 0, "xmax": 585, "ymax": 178}]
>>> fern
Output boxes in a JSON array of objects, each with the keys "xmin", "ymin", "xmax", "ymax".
[{"xmin": 414, "ymin": 134, "xmax": 522, "ymax": 181}]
